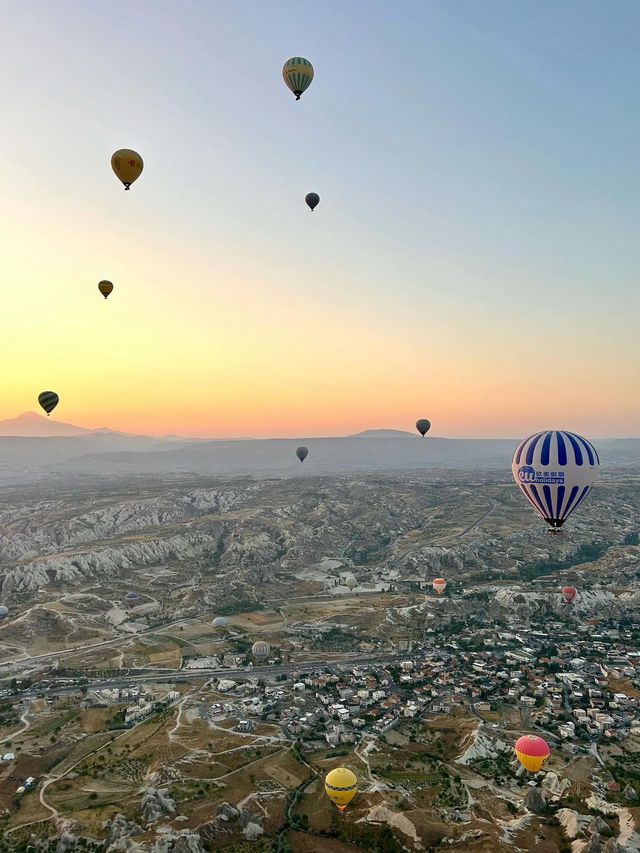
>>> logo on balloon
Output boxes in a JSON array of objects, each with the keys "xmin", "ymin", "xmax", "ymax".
[
  {"xmin": 518, "ymin": 466, "xmax": 565, "ymax": 485},
  {"xmin": 518, "ymin": 466, "xmax": 536, "ymax": 482}
]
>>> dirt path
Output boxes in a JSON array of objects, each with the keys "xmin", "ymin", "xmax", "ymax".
[
  {"xmin": 354, "ymin": 736, "xmax": 384, "ymax": 791},
  {"xmin": 0, "ymin": 703, "xmax": 31, "ymax": 745},
  {"xmin": 212, "ymin": 745, "xmax": 288, "ymax": 781}
]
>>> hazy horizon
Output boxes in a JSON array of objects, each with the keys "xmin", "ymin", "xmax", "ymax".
[{"xmin": 2, "ymin": 409, "xmax": 640, "ymax": 444}]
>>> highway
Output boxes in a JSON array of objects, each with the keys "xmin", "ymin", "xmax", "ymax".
[{"xmin": 12, "ymin": 653, "xmax": 407, "ymax": 699}]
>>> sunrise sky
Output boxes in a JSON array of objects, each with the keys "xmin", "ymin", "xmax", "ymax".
[{"xmin": 0, "ymin": 0, "xmax": 638, "ymax": 438}]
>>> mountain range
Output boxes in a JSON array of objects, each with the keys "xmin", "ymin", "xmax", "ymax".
[{"xmin": 0, "ymin": 412, "xmax": 639, "ymax": 483}]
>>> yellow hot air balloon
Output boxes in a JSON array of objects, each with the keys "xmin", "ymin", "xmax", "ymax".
[
  {"xmin": 325, "ymin": 767, "xmax": 357, "ymax": 813},
  {"xmin": 98, "ymin": 280, "xmax": 113, "ymax": 299},
  {"xmin": 282, "ymin": 57, "xmax": 314, "ymax": 100},
  {"xmin": 111, "ymin": 149, "xmax": 143, "ymax": 190}
]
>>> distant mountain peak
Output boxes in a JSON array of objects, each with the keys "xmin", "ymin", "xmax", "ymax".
[
  {"xmin": 348, "ymin": 429, "xmax": 415, "ymax": 439},
  {"xmin": 0, "ymin": 411, "xmax": 92, "ymax": 437},
  {"xmin": 14, "ymin": 411, "xmax": 47, "ymax": 422}
]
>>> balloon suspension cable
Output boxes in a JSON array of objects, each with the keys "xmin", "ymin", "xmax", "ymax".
[
  {"xmin": 124, "ymin": 184, "xmax": 131, "ymax": 191},
  {"xmin": 295, "ymin": 93, "xmax": 301, "ymax": 100}
]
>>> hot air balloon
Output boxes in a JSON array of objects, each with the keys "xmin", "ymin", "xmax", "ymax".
[
  {"xmin": 432, "ymin": 578, "xmax": 446, "ymax": 595},
  {"xmin": 512, "ymin": 430, "xmax": 599, "ymax": 533},
  {"xmin": 111, "ymin": 149, "xmax": 143, "ymax": 190},
  {"xmin": 282, "ymin": 57, "xmax": 314, "ymax": 100},
  {"xmin": 325, "ymin": 767, "xmax": 357, "ymax": 813},
  {"xmin": 125, "ymin": 591, "xmax": 139, "ymax": 601},
  {"xmin": 296, "ymin": 446, "xmax": 309, "ymax": 463},
  {"xmin": 416, "ymin": 419, "xmax": 431, "ymax": 437},
  {"xmin": 212, "ymin": 616, "xmax": 229, "ymax": 630},
  {"xmin": 98, "ymin": 280, "xmax": 113, "ymax": 299},
  {"xmin": 515, "ymin": 735, "xmax": 550, "ymax": 772},
  {"xmin": 562, "ymin": 586, "xmax": 577, "ymax": 604},
  {"xmin": 0, "ymin": 605, "xmax": 8, "ymax": 621},
  {"xmin": 346, "ymin": 576, "xmax": 357, "ymax": 590},
  {"xmin": 252, "ymin": 641, "xmax": 271, "ymax": 663},
  {"xmin": 305, "ymin": 192, "xmax": 320, "ymax": 211},
  {"xmin": 38, "ymin": 391, "xmax": 59, "ymax": 416}
]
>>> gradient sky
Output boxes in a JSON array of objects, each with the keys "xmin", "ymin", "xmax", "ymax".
[{"xmin": 0, "ymin": 0, "xmax": 639, "ymax": 438}]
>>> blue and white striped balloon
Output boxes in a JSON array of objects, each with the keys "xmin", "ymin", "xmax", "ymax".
[{"xmin": 512, "ymin": 430, "xmax": 599, "ymax": 530}]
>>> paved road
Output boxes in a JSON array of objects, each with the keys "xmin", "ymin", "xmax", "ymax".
[
  {"xmin": 450, "ymin": 497, "xmax": 497, "ymax": 540},
  {"xmin": 12, "ymin": 653, "xmax": 406, "ymax": 701}
]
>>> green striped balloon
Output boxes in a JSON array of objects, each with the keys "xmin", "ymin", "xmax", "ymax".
[
  {"xmin": 38, "ymin": 391, "xmax": 59, "ymax": 416},
  {"xmin": 282, "ymin": 57, "xmax": 314, "ymax": 100}
]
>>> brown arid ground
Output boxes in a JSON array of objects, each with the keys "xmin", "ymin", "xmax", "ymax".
[
  {"xmin": 288, "ymin": 830, "xmax": 367, "ymax": 852},
  {"xmin": 608, "ymin": 676, "xmax": 640, "ymax": 699}
]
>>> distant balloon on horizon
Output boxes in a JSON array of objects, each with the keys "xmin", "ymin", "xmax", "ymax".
[
  {"xmin": 296, "ymin": 446, "xmax": 309, "ymax": 462},
  {"xmin": 416, "ymin": 419, "xmax": 431, "ymax": 437}
]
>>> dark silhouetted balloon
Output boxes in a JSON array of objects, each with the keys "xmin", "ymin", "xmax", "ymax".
[
  {"xmin": 305, "ymin": 192, "xmax": 320, "ymax": 211},
  {"xmin": 98, "ymin": 280, "xmax": 114, "ymax": 299},
  {"xmin": 296, "ymin": 446, "xmax": 309, "ymax": 462},
  {"xmin": 38, "ymin": 391, "xmax": 59, "ymax": 416},
  {"xmin": 416, "ymin": 419, "xmax": 431, "ymax": 437}
]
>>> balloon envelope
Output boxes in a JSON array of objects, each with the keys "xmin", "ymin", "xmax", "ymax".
[
  {"xmin": 212, "ymin": 616, "xmax": 228, "ymax": 629},
  {"xmin": 346, "ymin": 576, "xmax": 357, "ymax": 590},
  {"xmin": 282, "ymin": 57, "xmax": 314, "ymax": 99},
  {"xmin": 432, "ymin": 578, "xmax": 446, "ymax": 595},
  {"xmin": 111, "ymin": 149, "xmax": 143, "ymax": 190},
  {"xmin": 252, "ymin": 641, "xmax": 271, "ymax": 661},
  {"xmin": 0, "ymin": 605, "xmax": 8, "ymax": 620},
  {"xmin": 125, "ymin": 591, "xmax": 138, "ymax": 600},
  {"xmin": 325, "ymin": 767, "xmax": 357, "ymax": 812},
  {"xmin": 512, "ymin": 430, "xmax": 599, "ymax": 529},
  {"xmin": 98, "ymin": 280, "xmax": 113, "ymax": 299},
  {"xmin": 416, "ymin": 419, "xmax": 431, "ymax": 437},
  {"xmin": 38, "ymin": 391, "xmax": 59, "ymax": 416},
  {"xmin": 562, "ymin": 586, "xmax": 577, "ymax": 603},
  {"xmin": 515, "ymin": 735, "xmax": 550, "ymax": 772},
  {"xmin": 296, "ymin": 446, "xmax": 309, "ymax": 462},
  {"xmin": 305, "ymin": 192, "xmax": 320, "ymax": 211}
]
